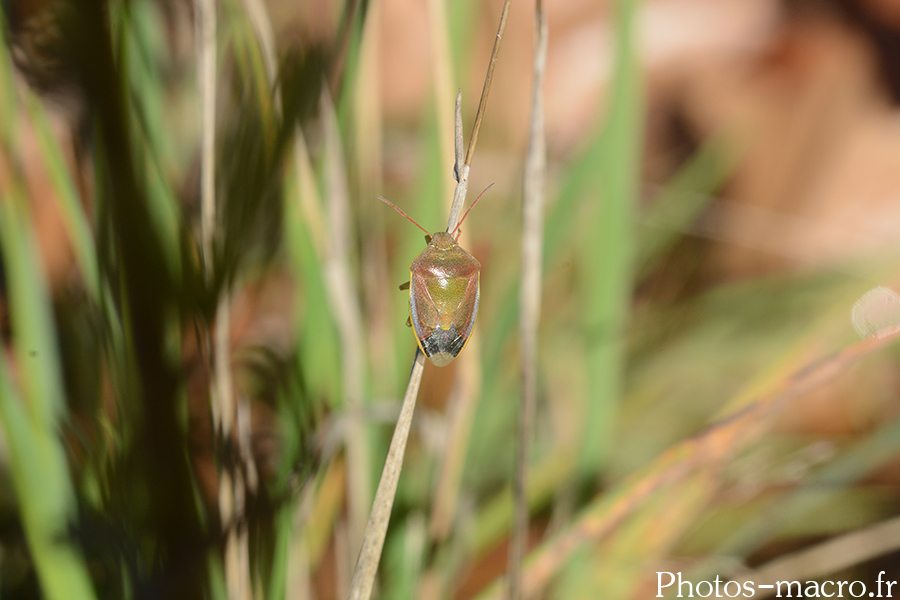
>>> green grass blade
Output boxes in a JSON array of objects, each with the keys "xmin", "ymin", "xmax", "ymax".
[
  {"xmin": 120, "ymin": 1, "xmax": 182, "ymax": 280},
  {"xmin": 578, "ymin": 0, "xmax": 644, "ymax": 477},
  {"xmin": 636, "ymin": 135, "xmax": 737, "ymax": 275},
  {"xmin": 0, "ymin": 194, "xmax": 97, "ymax": 600},
  {"xmin": 685, "ymin": 410, "xmax": 900, "ymax": 587},
  {"xmin": 0, "ymin": 17, "xmax": 20, "ymax": 152},
  {"xmin": 24, "ymin": 95, "xmax": 100, "ymax": 296},
  {"xmin": 0, "ymin": 197, "xmax": 67, "ymax": 426},
  {"xmin": 285, "ymin": 141, "xmax": 342, "ymax": 405},
  {"xmin": 265, "ymin": 505, "xmax": 293, "ymax": 600}
]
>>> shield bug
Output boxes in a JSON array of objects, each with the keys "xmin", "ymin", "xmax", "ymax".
[{"xmin": 379, "ymin": 190, "xmax": 488, "ymax": 367}]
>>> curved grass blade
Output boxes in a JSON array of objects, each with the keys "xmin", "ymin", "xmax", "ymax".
[{"xmin": 0, "ymin": 193, "xmax": 97, "ymax": 600}]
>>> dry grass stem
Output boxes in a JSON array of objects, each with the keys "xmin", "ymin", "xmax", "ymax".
[
  {"xmin": 348, "ymin": 352, "xmax": 426, "ymax": 600},
  {"xmin": 196, "ymin": 0, "xmax": 251, "ymax": 596},
  {"xmin": 240, "ymin": 0, "xmax": 278, "ymax": 85},
  {"xmin": 454, "ymin": 91, "xmax": 464, "ymax": 181},
  {"xmin": 447, "ymin": 94, "xmax": 470, "ymax": 233},
  {"xmin": 734, "ymin": 515, "xmax": 900, "ymax": 598},
  {"xmin": 424, "ymin": 88, "xmax": 486, "ymax": 569},
  {"xmin": 321, "ymin": 88, "xmax": 371, "ymax": 560},
  {"xmin": 335, "ymin": 518, "xmax": 351, "ymax": 600},
  {"xmin": 428, "ymin": 359, "xmax": 482, "ymax": 543},
  {"xmin": 355, "ymin": 2, "xmax": 397, "ymax": 395},
  {"xmin": 348, "ymin": 3, "xmax": 510, "ymax": 594},
  {"xmin": 215, "ymin": 296, "xmax": 251, "ymax": 600},
  {"xmin": 477, "ymin": 324, "xmax": 900, "ymax": 600},
  {"xmin": 196, "ymin": 0, "xmax": 216, "ymax": 275},
  {"xmin": 427, "ymin": 91, "xmax": 487, "ymax": 548},
  {"xmin": 464, "ymin": 0, "xmax": 511, "ymax": 168},
  {"xmin": 510, "ymin": 0, "xmax": 548, "ymax": 596},
  {"xmin": 448, "ymin": 0, "xmax": 510, "ymax": 232}
]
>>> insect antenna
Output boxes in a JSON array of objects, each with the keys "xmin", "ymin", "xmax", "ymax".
[
  {"xmin": 378, "ymin": 196, "xmax": 431, "ymax": 236},
  {"xmin": 452, "ymin": 182, "xmax": 494, "ymax": 239}
]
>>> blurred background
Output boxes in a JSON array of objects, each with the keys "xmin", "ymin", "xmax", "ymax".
[{"xmin": 2, "ymin": 0, "xmax": 900, "ymax": 598}]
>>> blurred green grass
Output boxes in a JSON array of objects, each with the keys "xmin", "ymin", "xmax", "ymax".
[{"xmin": 1, "ymin": 0, "xmax": 900, "ymax": 599}]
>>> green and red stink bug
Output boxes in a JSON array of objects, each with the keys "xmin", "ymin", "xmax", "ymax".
[{"xmin": 379, "ymin": 190, "xmax": 488, "ymax": 367}]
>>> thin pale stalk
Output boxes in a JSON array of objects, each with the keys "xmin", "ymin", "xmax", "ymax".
[
  {"xmin": 463, "ymin": 0, "xmax": 511, "ymax": 168},
  {"xmin": 348, "ymin": 2, "xmax": 508, "ymax": 593},
  {"xmin": 426, "ymin": 85, "xmax": 485, "ymax": 557},
  {"xmin": 454, "ymin": 91, "xmax": 464, "ymax": 181},
  {"xmin": 350, "ymin": 81, "xmax": 469, "ymax": 600},
  {"xmin": 240, "ymin": 0, "xmax": 278, "ymax": 86},
  {"xmin": 510, "ymin": 0, "xmax": 547, "ymax": 596},
  {"xmin": 195, "ymin": 1, "xmax": 248, "ymax": 598},
  {"xmin": 476, "ymin": 323, "xmax": 900, "ymax": 600},
  {"xmin": 197, "ymin": 0, "xmax": 216, "ymax": 279},
  {"xmin": 448, "ymin": 0, "xmax": 510, "ymax": 232},
  {"xmin": 354, "ymin": 0, "xmax": 396, "ymax": 394},
  {"xmin": 428, "ymin": 356, "xmax": 481, "ymax": 543},
  {"xmin": 216, "ymin": 296, "xmax": 250, "ymax": 600},
  {"xmin": 285, "ymin": 522, "xmax": 313, "ymax": 600},
  {"xmin": 734, "ymin": 515, "xmax": 900, "ymax": 598},
  {"xmin": 426, "ymin": 97, "xmax": 482, "ymax": 553},
  {"xmin": 321, "ymin": 88, "xmax": 371, "ymax": 563},
  {"xmin": 349, "ymin": 352, "xmax": 426, "ymax": 600},
  {"xmin": 447, "ymin": 91, "xmax": 469, "ymax": 232}
]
